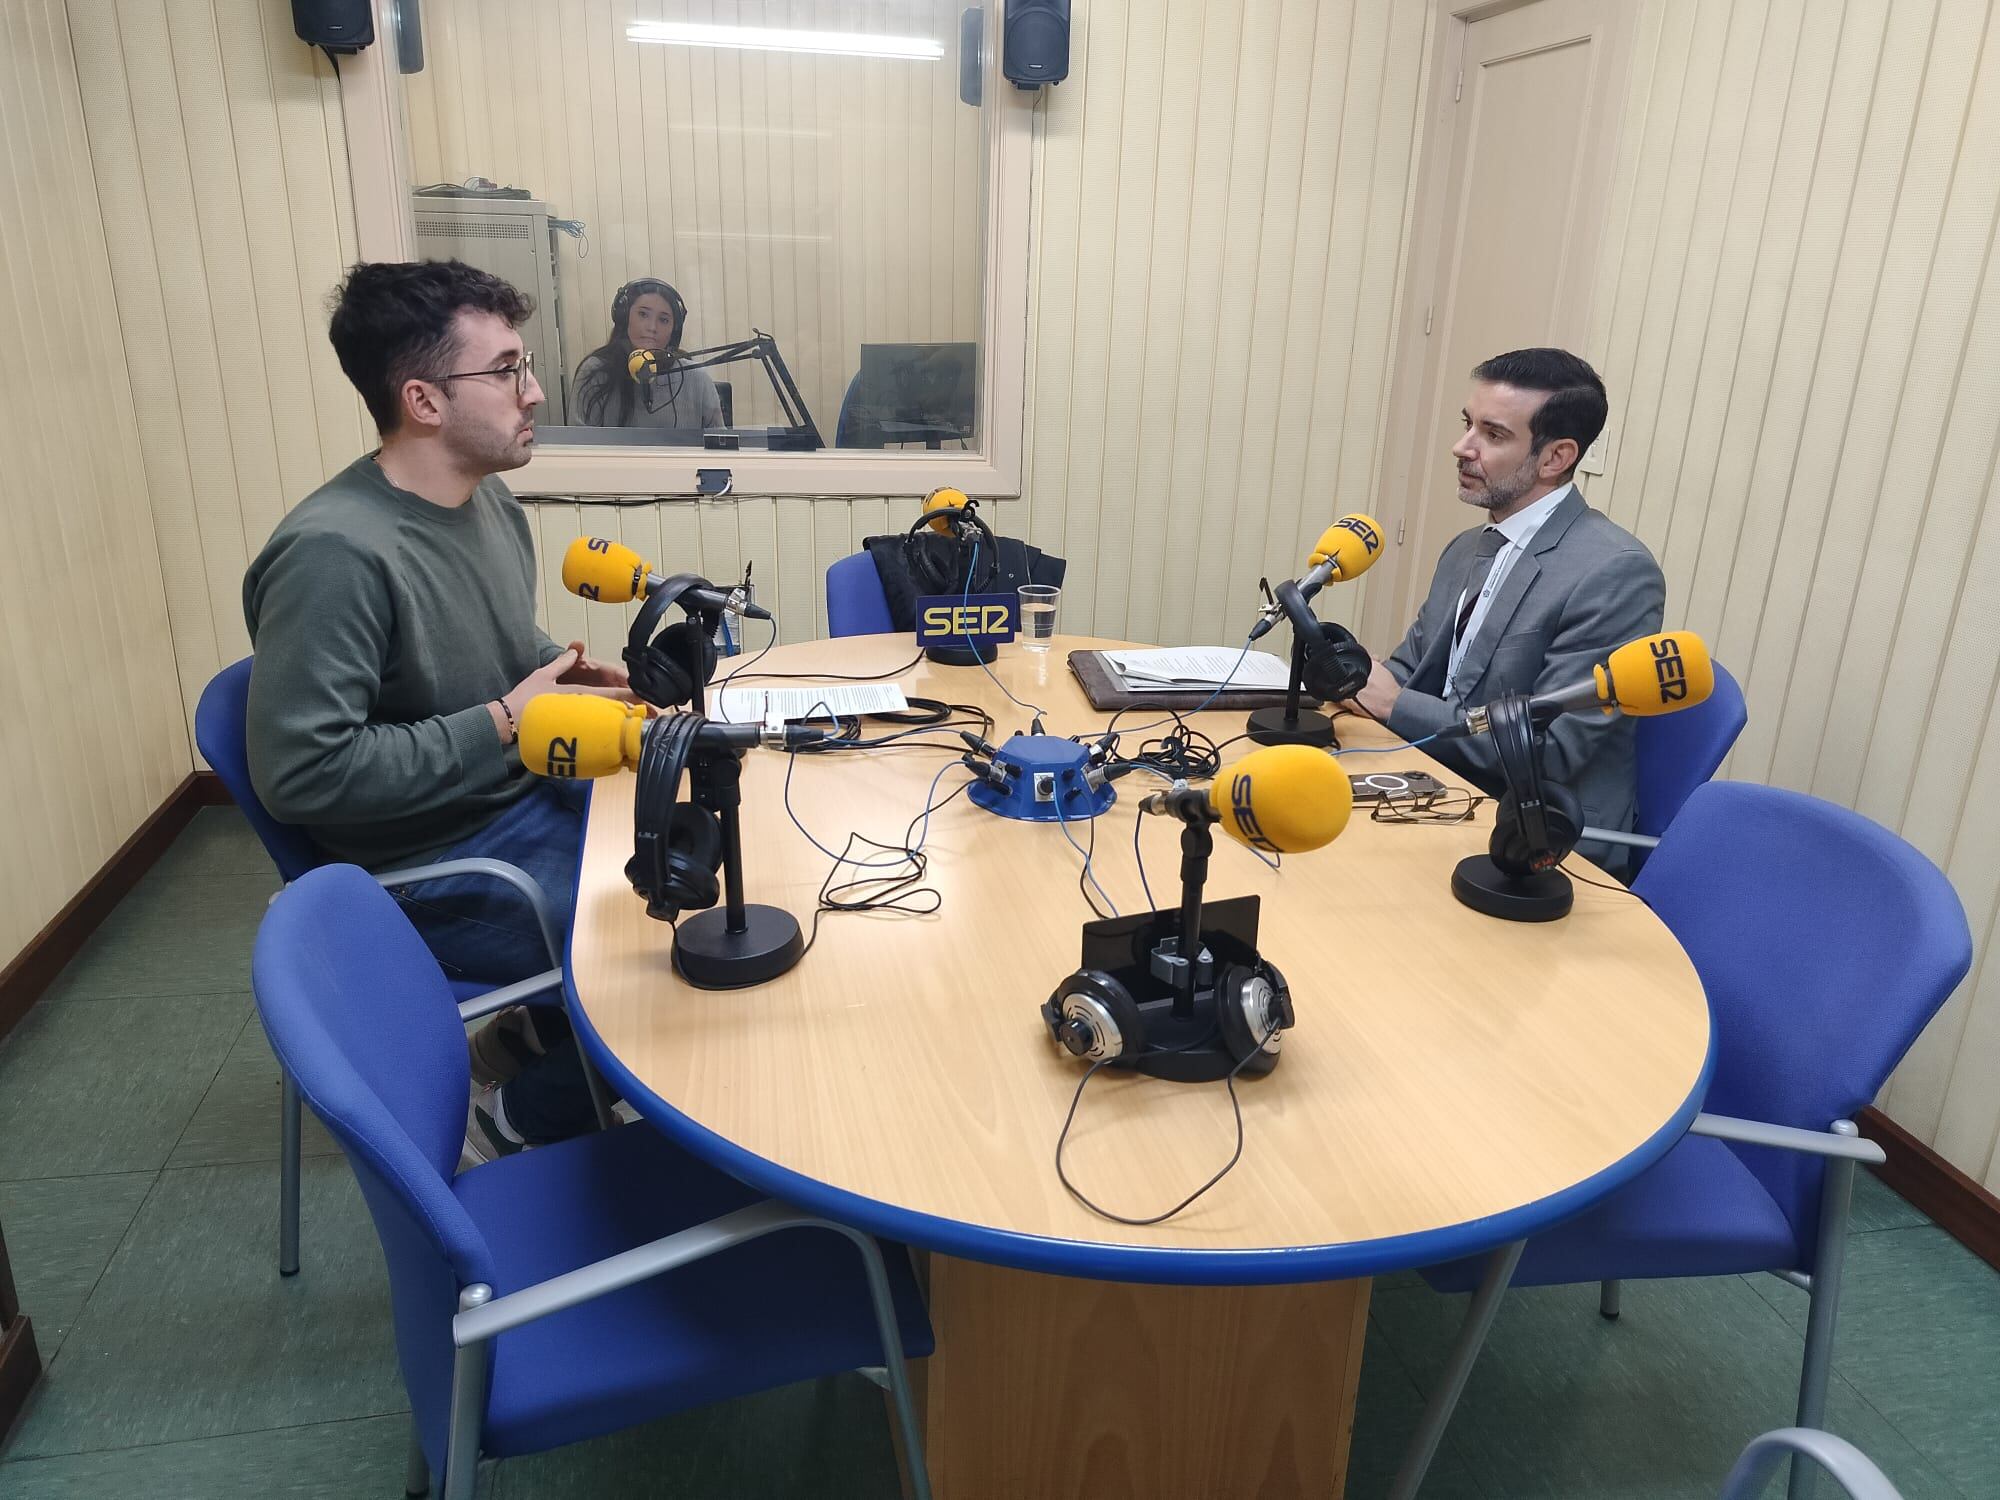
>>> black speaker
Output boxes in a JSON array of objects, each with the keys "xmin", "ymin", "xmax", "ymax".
[
  {"xmin": 293, "ymin": 0, "xmax": 374, "ymax": 53},
  {"xmin": 1003, "ymin": 0, "xmax": 1069, "ymax": 89}
]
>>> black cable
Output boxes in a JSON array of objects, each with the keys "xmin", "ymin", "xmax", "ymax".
[
  {"xmin": 1560, "ymin": 859, "xmax": 1642, "ymax": 897},
  {"xmin": 1053, "ymin": 1018, "xmax": 1281, "ymax": 1226},
  {"xmin": 720, "ymin": 649, "xmax": 927, "ymax": 686}
]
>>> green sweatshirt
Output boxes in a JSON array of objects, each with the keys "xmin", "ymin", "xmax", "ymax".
[{"xmin": 242, "ymin": 455, "xmax": 563, "ymax": 869}]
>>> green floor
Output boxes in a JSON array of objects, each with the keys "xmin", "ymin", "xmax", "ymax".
[{"xmin": 1, "ymin": 808, "xmax": 1995, "ymax": 1499}]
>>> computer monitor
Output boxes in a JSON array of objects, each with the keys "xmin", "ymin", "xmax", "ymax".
[{"xmin": 849, "ymin": 342, "xmax": 978, "ymax": 448}]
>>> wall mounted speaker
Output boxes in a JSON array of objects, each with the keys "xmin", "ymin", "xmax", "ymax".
[
  {"xmin": 293, "ymin": 0, "xmax": 373, "ymax": 54},
  {"xmin": 1003, "ymin": 0, "xmax": 1069, "ymax": 90}
]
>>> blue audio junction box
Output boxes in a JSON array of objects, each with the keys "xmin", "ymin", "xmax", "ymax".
[{"xmin": 967, "ymin": 734, "xmax": 1116, "ymax": 823}]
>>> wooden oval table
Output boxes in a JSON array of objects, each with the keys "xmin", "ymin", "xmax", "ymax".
[{"xmin": 566, "ymin": 633, "xmax": 1712, "ymax": 1499}]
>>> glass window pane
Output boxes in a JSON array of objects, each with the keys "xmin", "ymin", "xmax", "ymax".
[{"xmin": 403, "ymin": 0, "xmax": 988, "ymax": 455}]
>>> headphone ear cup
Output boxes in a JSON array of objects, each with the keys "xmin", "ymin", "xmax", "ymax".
[
  {"xmin": 637, "ymin": 622, "xmax": 718, "ymax": 708},
  {"xmin": 1488, "ymin": 791, "xmax": 1534, "ymax": 874},
  {"xmin": 1489, "ymin": 782, "xmax": 1582, "ymax": 875},
  {"xmin": 1540, "ymin": 781, "xmax": 1582, "ymax": 867},
  {"xmin": 1301, "ymin": 623, "xmax": 1372, "ymax": 702},
  {"xmin": 664, "ymin": 803, "xmax": 723, "ymax": 911},
  {"xmin": 1216, "ymin": 963, "xmax": 1292, "ymax": 1075},
  {"xmin": 1042, "ymin": 970, "xmax": 1144, "ymax": 1062}
]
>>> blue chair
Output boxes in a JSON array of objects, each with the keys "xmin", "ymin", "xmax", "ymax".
[
  {"xmin": 1636, "ymin": 659, "xmax": 1748, "ymax": 837},
  {"xmin": 1390, "ymin": 783, "xmax": 1972, "ymax": 1500},
  {"xmin": 253, "ymin": 865, "xmax": 934, "ymax": 1500},
  {"xmin": 196, "ymin": 658, "xmax": 609, "ymax": 1276},
  {"xmin": 826, "ymin": 552, "xmax": 895, "ymax": 637}
]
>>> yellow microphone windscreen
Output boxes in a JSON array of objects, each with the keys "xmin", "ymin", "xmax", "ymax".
[
  {"xmin": 921, "ymin": 486, "xmax": 971, "ymax": 535},
  {"xmin": 1307, "ymin": 514, "xmax": 1386, "ymax": 580},
  {"xmin": 1603, "ymin": 631, "xmax": 1714, "ymax": 717},
  {"xmin": 518, "ymin": 695, "xmax": 647, "ymax": 780},
  {"xmin": 627, "ymin": 347, "xmax": 658, "ymax": 381},
  {"xmin": 561, "ymin": 536, "xmax": 652, "ymax": 604},
  {"xmin": 1209, "ymin": 744, "xmax": 1354, "ymax": 854}
]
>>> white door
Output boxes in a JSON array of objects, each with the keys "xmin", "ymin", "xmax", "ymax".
[{"xmin": 1367, "ymin": 0, "xmax": 1634, "ymax": 648}]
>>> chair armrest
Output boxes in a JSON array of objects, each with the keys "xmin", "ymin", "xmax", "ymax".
[
  {"xmin": 452, "ymin": 1200, "xmax": 879, "ymax": 1345},
  {"xmin": 372, "ymin": 857, "xmax": 561, "ymax": 968},
  {"xmin": 1716, "ymin": 1428, "xmax": 1903, "ymax": 1500},
  {"xmin": 1690, "ymin": 1113, "xmax": 1886, "ymax": 1164},
  {"xmin": 455, "ymin": 968, "xmax": 563, "ymax": 1023},
  {"xmin": 1579, "ymin": 826, "xmax": 1661, "ymax": 851}
]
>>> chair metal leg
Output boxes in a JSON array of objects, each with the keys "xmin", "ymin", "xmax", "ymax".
[
  {"xmin": 849, "ymin": 1238, "xmax": 933, "ymax": 1500},
  {"xmin": 403, "ymin": 1422, "xmax": 430, "ymax": 1497},
  {"xmin": 279, "ymin": 1074, "xmax": 303, "ymax": 1277},
  {"xmin": 1790, "ymin": 1122, "xmax": 1860, "ymax": 1500},
  {"xmin": 1599, "ymin": 1278, "xmax": 1622, "ymax": 1320},
  {"xmin": 580, "ymin": 1050, "xmax": 617, "ymax": 1133},
  {"xmin": 442, "ymin": 1286, "xmax": 493, "ymax": 1500},
  {"xmin": 1388, "ymin": 1241, "xmax": 1524, "ymax": 1500}
]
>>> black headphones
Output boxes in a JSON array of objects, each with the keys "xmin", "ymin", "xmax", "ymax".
[
  {"xmin": 626, "ymin": 711, "xmax": 724, "ymax": 922},
  {"xmin": 1301, "ymin": 620, "xmax": 1374, "ymax": 702},
  {"xmin": 903, "ymin": 492, "xmax": 999, "ymax": 596},
  {"xmin": 1040, "ymin": 961, "xmax": 1295, "ymax": 1081},
  {"xmin": 623, "ymin": 575, "xmax": 722, "ymax": 710},
  {"xmin": 1486, "ymin": 694, "xmax": 1581, "ymax": 876},
  {"xmin": 611, "ymin": 278, "xmax": 688, "ymax": 353}
]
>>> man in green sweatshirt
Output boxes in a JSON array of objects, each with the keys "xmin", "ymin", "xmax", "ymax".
[{"xmin": 244, "ymin": 260, "xmax": 626, "ymax": 1159}]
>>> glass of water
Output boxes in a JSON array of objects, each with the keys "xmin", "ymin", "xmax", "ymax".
[{"xmin": 1017, "ymin": 584, "xmax": 1061, "ymax": 651}]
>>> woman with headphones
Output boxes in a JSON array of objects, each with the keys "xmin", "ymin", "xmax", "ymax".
[{"xmin": 571, "ymin": 277, "xmax": 725, "ymax": 431}]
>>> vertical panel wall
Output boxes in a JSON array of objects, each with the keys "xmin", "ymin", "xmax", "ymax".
[
  {"xmin": 1583, "ymin": 0, "xmax": 2000, "ymax": 1185},
  {"xmin": 0, "ymin": 1, "xmax": 192, "ymax": 964},
  {"xmin": 65, "ymin": 0, "xmax": 371, "ymax": 745}
]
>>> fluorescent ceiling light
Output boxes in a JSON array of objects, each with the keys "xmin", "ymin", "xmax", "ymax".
[{"xmin": 625, "ymin": 21, "xmax": 944, "ymax": 62}]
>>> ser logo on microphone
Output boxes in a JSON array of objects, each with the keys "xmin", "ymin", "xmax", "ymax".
[
  {"xmin": 1649, "ymin": 636, "xmax": 1691, "ymax": 706},
  {"xmin": 543, "ymin": 736, "xmax": 580, "ymax": 779},
  {"xmin": 1229, "ymin": 771, "xmax": 1278, "ymax": 854},
  {"xmin": 1334, "ymin": 515, "xmax": 1383, "ymax": 555}
]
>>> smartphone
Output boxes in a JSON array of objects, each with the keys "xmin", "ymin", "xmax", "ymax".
[{"xmin": 1348, "ymin": 770, "xmax": 1449, "ymax": 803}]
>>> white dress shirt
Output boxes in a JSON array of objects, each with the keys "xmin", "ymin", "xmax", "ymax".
[{"xmin": 1443, "ymin": 482, "xmax": 1573, "ymax": 697}]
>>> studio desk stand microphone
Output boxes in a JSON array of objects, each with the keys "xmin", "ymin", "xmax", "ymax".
[
  {"xmin": 1245, "ymin": 576, "xmax": 1339, "ymax": 751},
  {"xmin": 656, "ymin": 329, "xmax": 824, "ymax": 451},
  {"xmin": 1082, "ymin": 800, "xmax": 1276, "ymax": 1083}
]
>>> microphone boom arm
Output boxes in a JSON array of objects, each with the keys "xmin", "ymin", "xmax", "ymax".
[{"xmin": 671, "ymin": 329, "xmax": 824, "ymax": 449}]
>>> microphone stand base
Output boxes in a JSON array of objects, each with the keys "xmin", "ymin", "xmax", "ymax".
[
  {"xmin": 924, "ymin": 640, "xmax": 999, "ymax": 667},
  {"xmin": 1450, "ymin": 856, "xmax": 1573, "ymax": 922},
  {"xmin": 1245, "ymin": 706, "xmax": 1337, "ymax": 749},
  {"xmin": 673, "ymin": 904, "xmax": 806, "ymax": 989}
]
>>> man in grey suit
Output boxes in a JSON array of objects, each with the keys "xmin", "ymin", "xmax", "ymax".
[{"xmin": 1345, "ymin": 348, "xmax": 1664, "ymax": 874}]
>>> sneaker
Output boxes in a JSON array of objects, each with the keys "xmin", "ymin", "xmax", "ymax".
[
  {"xmin": 467, "ymin": 1006, "xmax": 547, "ymax": 1089},
  {"xmin": 460, "ymin": 1085, "xmax": 529, "ymax": 1170}
]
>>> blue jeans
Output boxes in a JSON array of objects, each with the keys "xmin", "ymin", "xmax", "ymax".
[{"xmin": 392, "ymin": 780, "xmax": 603, "ymax": 1143}]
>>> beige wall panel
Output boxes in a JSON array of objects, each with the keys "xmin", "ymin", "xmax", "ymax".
[
  {"xmin": 1586, "ymin": 0, "xmax": 2000, "ymax": 1177},
  {"xmin": 0, "ymin": 0, "xmax": 191, "ymax": 968},
  {"xmin": 67, "ymin": 0, "xmax": 367, "ymax": 761}
]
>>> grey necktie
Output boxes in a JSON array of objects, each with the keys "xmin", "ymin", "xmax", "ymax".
[{"xmin": 1453, "ymin": 526, "xmax": 1508, "ymax": 646}]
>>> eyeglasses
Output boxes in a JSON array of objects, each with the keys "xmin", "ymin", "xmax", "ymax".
[
  {"xmin": 1370, "ymin": 790, "xmax": 1487, "ymax": 825},
  {"xmin": 433, "ymin": 349, "xmax": 536, "ymax": 398}
]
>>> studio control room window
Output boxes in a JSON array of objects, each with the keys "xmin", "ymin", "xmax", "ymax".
[{"xmin": 393, "ymin": 0, "xmax": 1020, "ymax": 492}]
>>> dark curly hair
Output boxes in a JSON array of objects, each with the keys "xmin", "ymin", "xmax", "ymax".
[{"xmin": 328, "ymin": 260, "xmax": 533, "ymax": 434}]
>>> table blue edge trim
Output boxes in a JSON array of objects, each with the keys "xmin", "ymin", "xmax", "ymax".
[{"xmin": 568, "ymin": 787, "xmax": 1718, "ymax": 1285}]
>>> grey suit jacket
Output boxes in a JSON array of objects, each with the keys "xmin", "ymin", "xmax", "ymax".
[{"xmin": 1384, "ymin": 488, "xmax": 1665, "ymax": 866}]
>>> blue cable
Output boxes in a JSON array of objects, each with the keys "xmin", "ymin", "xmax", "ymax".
[
  {"xmin": 1334, "ymin": 733, "xmax": 1439, "ymax": 754},
  {"xmin": 1112, "ymin": 634, "xmax": 1260, "ymax": 737},
  {"xmin": 960, "ymin": 539, "xmax": 1048, "ymax": 725},
  {"xmin": 1052, "ymin": 794, "xmax": 1118, "ymax": 918}
]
